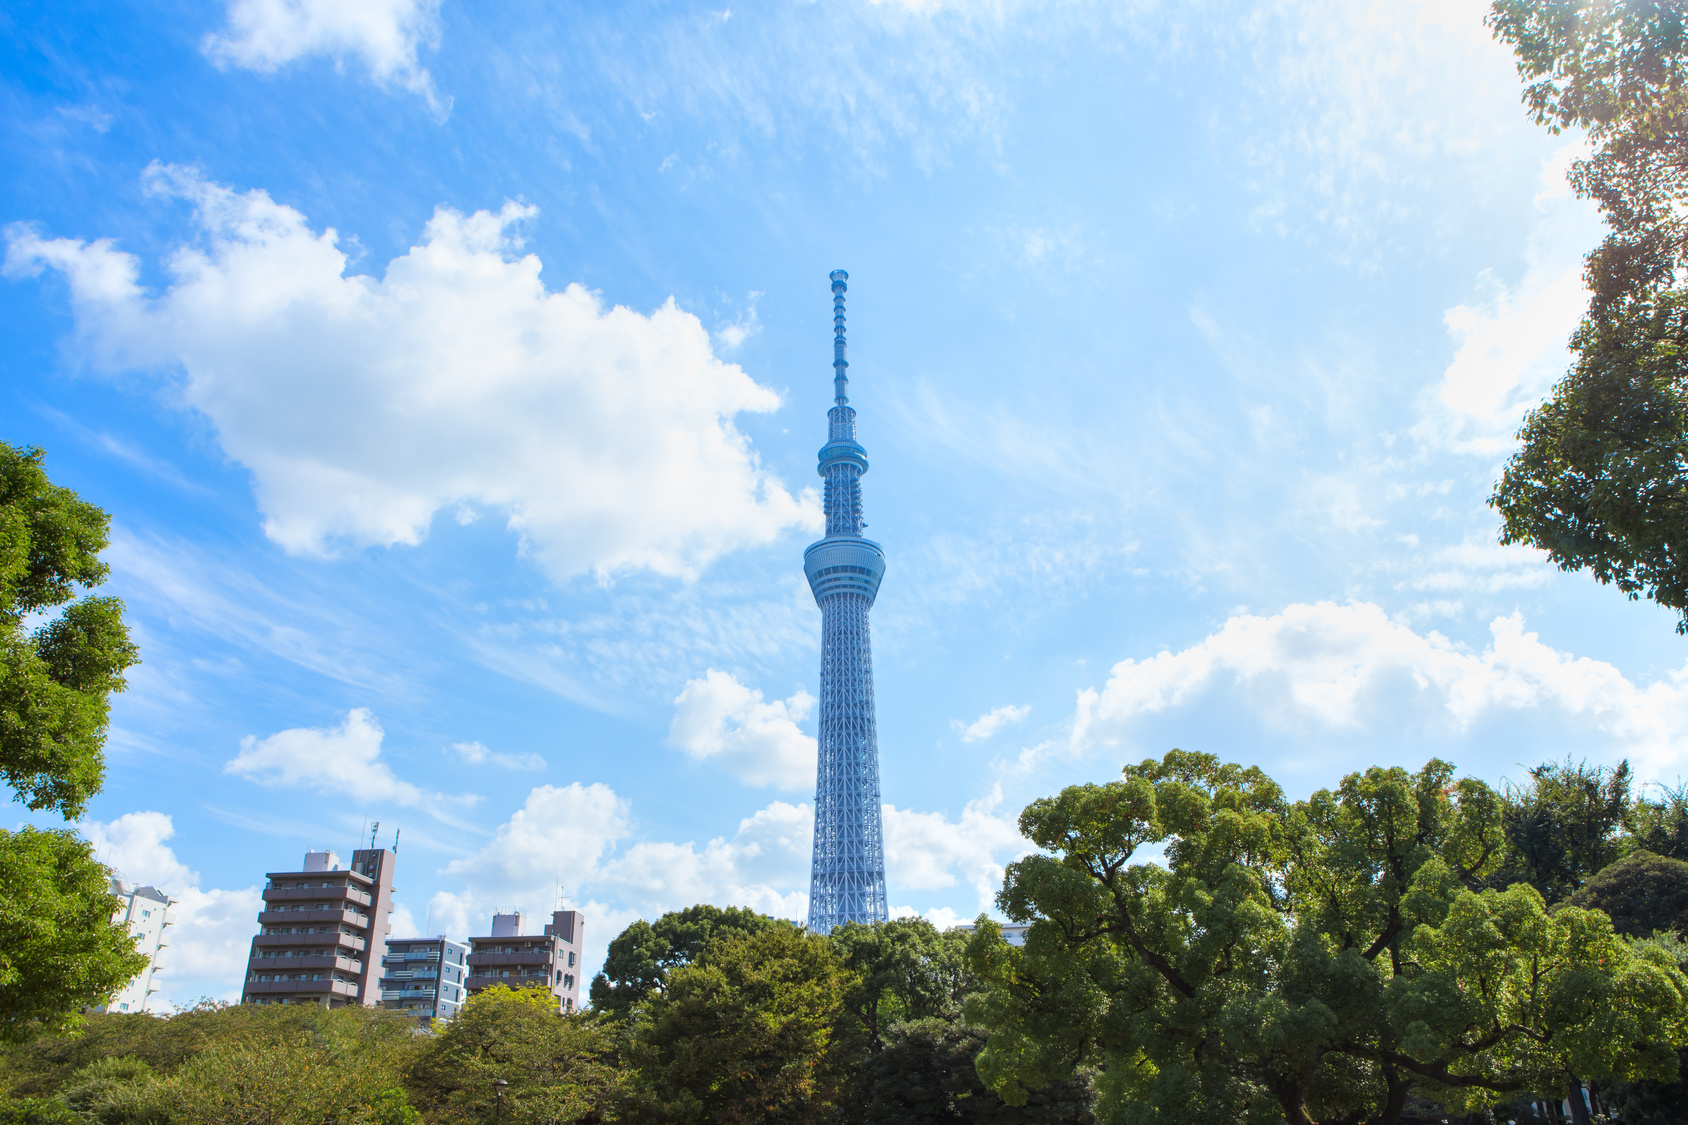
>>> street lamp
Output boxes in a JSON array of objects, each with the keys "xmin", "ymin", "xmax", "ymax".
[{"xmin": 492, "ymin": 1078, "xmax": 508, "ymax": 1122}]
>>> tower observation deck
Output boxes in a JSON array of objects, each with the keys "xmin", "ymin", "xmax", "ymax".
[{"xmin": 804, "ymin": 269, "xmax": 889, "ymax": 933}]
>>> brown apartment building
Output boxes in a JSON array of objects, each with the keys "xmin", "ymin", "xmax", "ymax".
[
  {"xmin": 241, "ymin": 847, "xmax": 396, "ymax": 1007},
  {"xmin": 466, "ymin": 910, "xmax": 585, "ymax": 1013}
]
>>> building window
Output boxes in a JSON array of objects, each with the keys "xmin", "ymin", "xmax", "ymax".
[
  {"xmin": 567, "ymin": 952, "xmax": 575, "ymax": 967},
  {"xmin": 141, "ymin": 910, "xmax": 151, "ymax": 919},
  {"xmin": 120, "ymin": 1002, "xmax": 130, "ymax": 1011}
]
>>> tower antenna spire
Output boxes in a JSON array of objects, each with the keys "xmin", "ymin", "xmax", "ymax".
[{"xmin": 831, "ymin": 269, "xmax": 849, "ymax": 406}]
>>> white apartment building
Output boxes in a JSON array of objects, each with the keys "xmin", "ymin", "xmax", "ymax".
[{"xmin": 99, "ymin": 879, "xmax": 174, "ymax": 1013}]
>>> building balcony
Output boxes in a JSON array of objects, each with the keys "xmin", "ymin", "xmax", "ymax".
[
  {"xmin": 257, "ymin": 909, "xmax": 369, "ymax": 928},
  {"xmin": 262, "ymin": 886, "xmax": 373, "ymax": 908},
  {"xmin": 467, "ymin": 950, "xmax": 552, "ymax": 967},
  {"xmin": 254, "ymin": 931, "xmax": 366, "ymax": 953},
  {"xmin": 250, "ymin": 954, "xmax": 361, "ymax": 973},
  {"xmin": 243, "ymin": 978, "xmax": 359, "ymax": 997},
  {"xmin": 466, "ymin": 971, "xmax": 554, "ymax": 990}
]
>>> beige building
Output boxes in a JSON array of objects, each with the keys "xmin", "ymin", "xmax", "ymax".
[
  {"xmin": 241, "ymin": 847, "xmax": 396, "ymax": 1007},
  {"xmin": 466, "ymin": 910, "xmax": 585, "ymax": 1013}
]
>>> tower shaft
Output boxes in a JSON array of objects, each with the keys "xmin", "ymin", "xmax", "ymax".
[{"xmin": 805, "ymin": 270, "xmax": 888, "ymax": 932}]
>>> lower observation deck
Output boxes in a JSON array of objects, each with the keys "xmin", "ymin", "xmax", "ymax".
[{"xmin": 803, "ymin": 536, "xmax": 886, "ymax": 603}]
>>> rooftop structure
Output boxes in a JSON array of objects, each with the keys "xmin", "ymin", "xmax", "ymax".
[
  {"xmin": 379, "ymin": 936, "xmax": 469, "ymax": 1021},
  {"xmin": 97, "ymin": 879, "xmax": 174, "ymax": 1013},
  {"xmin": 241, "ymin": 847, "xmax": 396, "ymax": 1007},
  {"xmin": 466, "ymin": 909, "xmax": 585, "ymax": 1014},
  {"xmin": 805, "ymin": 269, "xmax": 890, "ymax": 932}
]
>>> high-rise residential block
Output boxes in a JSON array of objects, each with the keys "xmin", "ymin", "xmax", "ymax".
[
  {"xmin": 466, "ymin": 910, "xmax": 585, "ymax": 1013},
  {"xmin": 378, "ymin": 936, "xmax": 469, "ymax": 1021},
  {"xmin": 97, "ymin": 879, "xmax": 174, "ymax": 1013},
  {"xmin": 805, "ymin": 270, "xmax": 890, "ymax": 931},
  {"xmin": 241, "ymin": 847, "xmax": 396, "ymax": 1007}
]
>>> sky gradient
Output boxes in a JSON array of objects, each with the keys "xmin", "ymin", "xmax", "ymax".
[{"xmin": 5, "ymin": 0, "xmax": 1684, "ymax": 1008}]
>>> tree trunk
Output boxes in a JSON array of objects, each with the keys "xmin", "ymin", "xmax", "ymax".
[{"xmin": 1565, "ymin": 1078, "xmax": 1592, "ymax": 1125}]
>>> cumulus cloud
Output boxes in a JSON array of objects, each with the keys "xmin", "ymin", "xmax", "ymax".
[
  {"xmin": 79, "ymin": 811, "xmax": 261, "ymax": 1009},
  {"xmin": 884, "ymin": 789, "xmax": 1029, "ymax": 909},
  {"xmin": 225, "ymin": 708, "xmax": 472, "ymax": 818},
  {"xmin": 431, "ymin": 782, "xmax": 633, "ymax": 932},
  {"xmin": 668, "ymin": 670, "xmax": 817, "ymax": 789},
  {"xmin": 1072, "ymin": 601, "xmax": 1688, "ymax": 778},
  {"xmin": 953, "ymin": 703, "xmax": 1030, "ymax": 743},
  {"xmin": 449, "ymin": 740, "xmax": 546, "ymax": 771},
  {"xmin": 84, "ymin": 811, "xmax": 199, "ymax": 890},
  {"xmin": 1416, "ymin": 141, "xmax": 1600, "ymax": 455},
  {"xmin": 3, "ymin": 165, "xmax": 817, "ymax": 581},
  {"xmin": 201, "ymin": 0, "xmax": 446, "ymax": 110}
]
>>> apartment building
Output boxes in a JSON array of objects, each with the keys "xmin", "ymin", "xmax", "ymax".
[
  {"xmin": 466, "ymin": 910, "xmax": 586, "ymax": 1013},
  {"xmin": 241, "ymin": 847, "xmax": 396, "ymax": 1007},
  {"xmin": 378, "ymin": 936, "xmax": 469, "ymax": 1021},
  {"xmin": 97, "ymin": 879, "xmax": 174, "ymax": 1013}
]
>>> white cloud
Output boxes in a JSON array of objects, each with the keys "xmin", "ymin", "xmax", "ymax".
[
  {"xmin": 79, "ymin": 811, "xmax": 261, "ymax": 1010},
  {"xmin": 201, "ymin": 0, "xmax": 446, "ymax": 110},
  {"xmin": 1416, "ymin": 140, "xmax": 1601, "ymax": 455},
  {"xmin": 449, "ymin": 740, "xmax": 546, "ymax": 771},
  {"xmin": 668, "ymin": 669, "xmax": 817, "ymax": 788},
  {"xmin": 225, "ymin": 708, "xmax": 473, "ymax": 818},
  {"xmin": 1072, "ymin": 601, "xmax": 1688, "ymax": 778},
  {"xmin": 884, "ymin": 788, "xmax": 1029, "ymax": 909},
  {"xmin": 4, "ymin": 165, "xmax": 818, "ymax": 582},
  {"xmin": 83, "ymin": 811, "xmax": 198, "ymax": 890},
  {"xmin": 596, "ymin": 800, "xmax": 815, "ymax": 921},
  {"xmin": 953, "ymin": 703, "xmax": 1030, "ymax": 743},
  {"xmin": 432, "ymin": 782, "xmax": 632, "ymax": 929}
]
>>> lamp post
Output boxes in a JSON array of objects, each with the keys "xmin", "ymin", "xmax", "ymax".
[{"xmin": 492, "ymin": 1078, "xmax": 507, "ymax": 1122}]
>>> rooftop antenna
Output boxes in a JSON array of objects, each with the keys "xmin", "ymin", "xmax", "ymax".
[
  {"xmin": 392, "ymin": 827, "xmax": 401, "ymax": 854},
  {"xmin": 369, "ymin": 821, "xmax": 380, "ymax": 851}
]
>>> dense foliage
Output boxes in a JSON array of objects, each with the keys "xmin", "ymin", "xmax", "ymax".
[
  {"xmin": 965, "ymin": 750, "xmax": 1688, "ymax": 1125},
  {"xmin": 0, "ymin": 442, "xmax": 144, "ymax": 1039},
  {"xmin": 1486, "ymin": 0, "xmax": 1688, "ymax": 629}
]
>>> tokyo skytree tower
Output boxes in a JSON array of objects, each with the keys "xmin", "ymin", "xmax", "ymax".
[{"xmin": 804, "ymin": 269, "xmax": 889, "ymax": 932}]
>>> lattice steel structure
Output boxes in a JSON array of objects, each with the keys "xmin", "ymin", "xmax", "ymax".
[{"xmin": 804, "ymin": 269, "xmax": 889, "ymax": 933}]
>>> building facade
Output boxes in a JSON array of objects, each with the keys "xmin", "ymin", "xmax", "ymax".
[
  {"xmin": 379, "ymin": 937, "xmax": 469, "ymax": 1021},
  {"xmin": 241, "ymin": 848, "xmax": 396, "ymax": 1007},
  {"xmin": 98, "ymin": 879, "xmax": 174, "ymax": 1013},
  {"xmin": 805, "ymin": 269, "xmax": 890, "ymax": 932},
  {"xmin": 465, "ymin": 910, "xmax": 585, "ymax": 1013}
]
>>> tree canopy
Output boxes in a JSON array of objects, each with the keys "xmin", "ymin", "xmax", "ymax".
[
  {"xmin": 1, "ymin": 442, "xmax": 138, "ymax": 817},
  {"xmin": 1487, "ymin": 0, "xmax": 1688, "ymax": 629},
  {"xmin": 588, "ymin": 904, "xmax": 777, "ymax": 1018},
  {"xmin": 0, "ymin": 442, "xmax": 143, "ymax": 1040},
  {"xmin": 965, "ymin": 750, "xmax": 1688, "ymax": 1125}
]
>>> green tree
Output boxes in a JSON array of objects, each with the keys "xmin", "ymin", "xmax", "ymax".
[
  {"xmin": 966, "ymin": 750, "xmax": 1688, "ymax": 1125},
  {"xmin": 0, "ymin": 829, "xmax": 149, "ymax": 1043},
  {"xmin": 832, "ymin": 917, "xmax": 971, "ymax": 1046},
  {"xmin": 0, "ymin": 443, "xmax": 143, "ymax": 1040},
  {"xmin": 1485, "ymin": 1, "xmax": 1688, "ymax": 628},
  {"xmin": 589, "ymin": 905, "xmax": 776, "ymax": 1018},
  {"xmin": 406, "ymin": 984, "xmax": 628, "ymax": 1125},
  {"xmin": 629, "ymin": 922, "xmax": 861, "ymax": 1124},
  {"xmin": 1491, "ymin": 758, "xmax": 1631, "ymax": 903},
  {"xmin": 164, "ymin": 1005, "xmax": 421, "ymax": 1125},
  {"xmin": 1630, "ymin": 781, "xmax": 1688, "ymax": 859},
  {"xmin": 1570, "ymin": 850, "xmax": 1688, "ymax": 937},
  {"xmin": 862, "ymin": 1017, "xmax": 1093, "ymax": 1125},
  {"xmin": 60, "ymin": 1056, "xmax": 166, "ymax": 1125},
  {"xmin": 1, "ymin": 443, "xmax": 139, "ymax": 816}
]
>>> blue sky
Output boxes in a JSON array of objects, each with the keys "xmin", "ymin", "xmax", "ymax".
[{"xmin": 6, "ymin": 0, "xmax": 1686, "ymax": 1007}]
